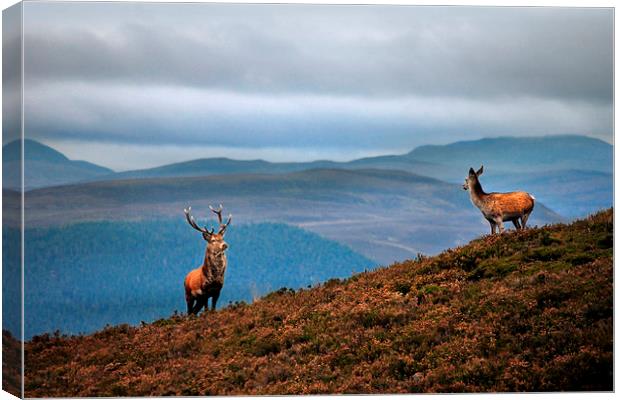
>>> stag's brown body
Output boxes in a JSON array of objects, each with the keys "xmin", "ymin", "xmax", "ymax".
[
  {"xmin": 464, "ymin": 166, "xmax": 535, "ymax": 234},
  {"xmin": 183, "ymin": 206, "xmax": 231, "ymax": 315}
]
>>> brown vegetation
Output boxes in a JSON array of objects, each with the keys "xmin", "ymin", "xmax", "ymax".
[
  {"xmin": 24, "ymin": 209, "xmax": 613, "ymax": 396},
  {"xmin": 3, "ymin": 330, "xmax": 21, "ymax": 397}
]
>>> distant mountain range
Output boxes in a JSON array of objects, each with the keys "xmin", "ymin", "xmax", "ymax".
[
  {"xmin": 94, "ymin": 134, "xmax": 612, "ymax": 183},
  {"xmin": 6, "ymin": 135, "xmax": 612, "ymax": 187},
  {"xmin": 94, "ymin": 153, "xmax": 446, "ymax": 182},
  {"xmin": 407, "ymin": 135, "xmax": 613, "ymax": 176},
  {"xmin": 4, "ymin": 135, "xmax": 612, "ymax": 220},
  {"xmin": 3, "ymin": 139, "xmax": 113, "ymax": 189},
  {"xmin": 13, "ymin": 168, "xmax": 563, "ymax": 264}
]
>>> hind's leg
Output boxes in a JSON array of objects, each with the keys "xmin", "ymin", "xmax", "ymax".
[
  {"xmin": 521, "ymin": 212, "xmax": 531, "ymax": 229},
  {"xmin": 486, "ymin": 218, "xmax": 496, "ymax": 234},
  {"xmin": 494, "ymin": 217, "xmax": 505, "ymax": 234},
  {"xmin": 512, "ymin": 218, "xmax": 522, "ymax": 230}
]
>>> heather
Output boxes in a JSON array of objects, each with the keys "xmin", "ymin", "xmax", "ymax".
[
  {"xmin": 2, "ymin": 331, "xmax": 20, "ymax": 397},
  {"xmin": 23, "ymin": 209, "xmax": 612, "ymax": 396}
]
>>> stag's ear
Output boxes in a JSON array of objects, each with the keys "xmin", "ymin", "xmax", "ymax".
[
  {"xmin": 469, "ymin": 167, "xmax": 476, "ymax": 176},
  {"xmin": 476, "ymin": 165, "xmax": 484, "ymax": 176}
]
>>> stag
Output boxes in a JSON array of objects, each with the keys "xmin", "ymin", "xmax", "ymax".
[
  {"xmin": 463, "ymin": 165, "xmax": 535, "ymax": 234},
  {"xmin": 183, "ymin": 205, "xmax": 232, "ymax": 315}
]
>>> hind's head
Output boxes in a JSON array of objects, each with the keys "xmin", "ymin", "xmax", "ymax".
[{"xmin": 463, "ymin": 165, "xmax": 483, "ymax": 190}]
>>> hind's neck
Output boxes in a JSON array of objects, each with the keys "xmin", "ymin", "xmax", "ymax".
[{"xmin": 468, "ymin": 179, "xmax": 488, "ymax": 207}]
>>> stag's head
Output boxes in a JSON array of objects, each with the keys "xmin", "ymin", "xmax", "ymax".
[
  {"xmin": 463, "ymin": 165, "xmax": 483, "ymax": 190},
  {"xmin": 184, "ymin": 205, "xmax": 232, "ymax": 255}
]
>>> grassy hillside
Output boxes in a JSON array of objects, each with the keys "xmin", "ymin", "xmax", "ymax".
[
  {"xmin": 23, "ymin": 209, "xmax": 612, "ymax": 396},
  {"xmin": 3, "ymin": 331, "xmax": 21, "ymax": 397}
]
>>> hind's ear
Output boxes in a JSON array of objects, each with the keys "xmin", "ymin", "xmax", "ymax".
[
  {"xmin": 469, "ymin": 167, "xmax": 476, "ymax": 176},
  {"xmin": 476, "ymin": 165, "xmax": 484, "ymax": 176}
]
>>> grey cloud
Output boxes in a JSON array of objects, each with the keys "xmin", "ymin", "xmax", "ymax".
[
  {"xmin": 3, "ymin": 4, "xmax": 23, "ymax": 144},
  {"xmin": 23, "ymin": 4, "xmax": 613, "ymax": 102},
  {"xmin": 17, "ymin": 2, "xmax": 614, "ymax": 160},
  {"xmin": 24, "ymin": 83, "xmax": 612, "ymax": 150}
]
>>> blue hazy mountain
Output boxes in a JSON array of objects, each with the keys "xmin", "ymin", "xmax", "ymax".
[
  {"xmin": 7, "ymin": 221, "xmax": 374, "ymax": 337},
  {"xmin": 99, "ymin": 155, "xmax": 444, "ymax": 181},
  {"xmin": 75, "ymin": 134, "xmax": 612, "ymax": 219},
  {"xmin": 2, "ymin": 139, "xmax": 113, "ymax": 189},
  {"xmin": 91, "ymin": 135, "xmax": 611, "ymax": 218},
  {"xmin": 9, "ymin": 136, "xmax": 610, "ymax": 188},
  {"xmin": 407, "ymin": 135, "xmax": 612, "ymax": 176},
  {"xmin": 6, "ymin": 136, "xmax": 611, "ymax": 261},
  {"xmin": 96, "ymin": 135, "xmax": 611, "ymax": 182}
]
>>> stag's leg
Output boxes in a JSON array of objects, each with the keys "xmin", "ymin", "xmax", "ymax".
[
  {"xmin": 186, "ymin": 297, "xmax": 195, "ymax": 315},
  {"xmin": 191, "ymin": 298, "xmax": 206, "ymax": 315},
  {"xmin": 185, "ymin": 290, "xmax": 195, "ymax": 315},
  {"xmin": 512, "ymin": 218, "xmax": 522, "ymax": 230},
  {"xmin": 211, "ymin": 291, "xmax": 220, "ymax": 311}
]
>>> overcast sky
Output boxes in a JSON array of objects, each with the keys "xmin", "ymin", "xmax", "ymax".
[{"xmin": 13, "ymin": 3, "xmax": 613, "ymax": 171}]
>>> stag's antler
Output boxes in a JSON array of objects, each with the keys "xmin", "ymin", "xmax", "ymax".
[
  {"xmin": 209, "ymin": 204, "xmax": 232, "ymax": 234},
  {"xmin": 209, "ymin": 204, "xmax": 223, "ymax": 223},
  {"xmin": 184, "ymin": 206, "xmax": 214, "ymax": 237}
]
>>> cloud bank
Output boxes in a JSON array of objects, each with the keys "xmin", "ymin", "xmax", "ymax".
[{"xmin": 17, "ymin": 3, "xmax": 613, "ymax": 169}]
